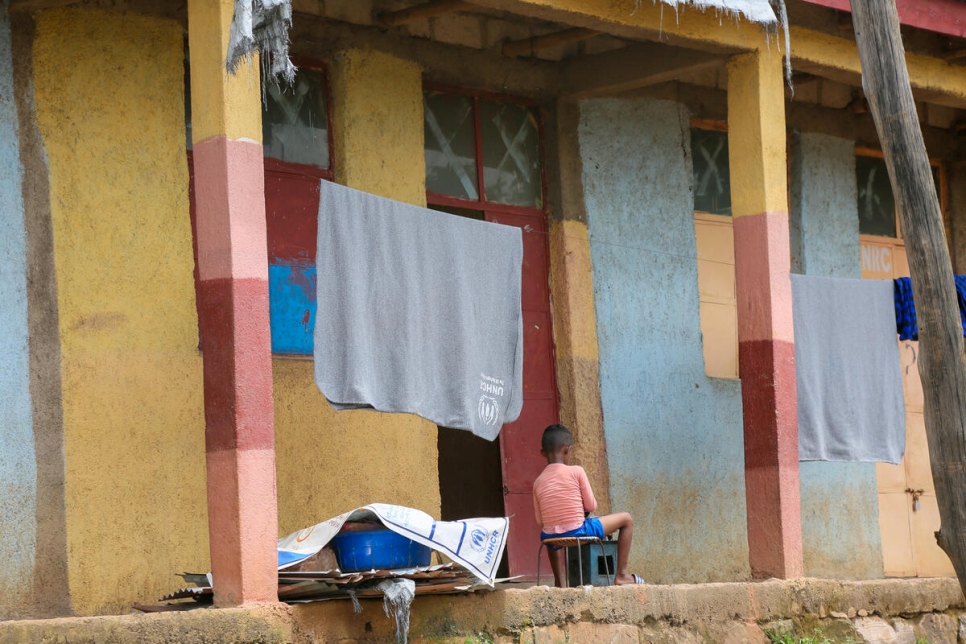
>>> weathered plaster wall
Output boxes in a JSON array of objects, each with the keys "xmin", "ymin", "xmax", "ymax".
[
  {"xmin": 10, "ymin": 11, "xmax": 70, "ymax": 618},
  {"xmin": 0, "ymin": 1, "xmax": 37, "ymax": 619},
  {"xmin": 789, "ymin": 133, "xmax": 860, "ymax": 279},
  {"xmin": 579, "ymin": 97, "xmax": 750, "ymax": 583},
  {"xmin": 789, "ymin": 132, "xmax": 884, "ymax": 580},
  {"xmin": 545, "ymin": 98, "xmax": 609, "ymax": 512},
  {"xmin": 273, "ymin": 48, "xmax": 440, "ymax": 535},
  {"xmin": 331, "ymin": 48, "xmax": 427, "ymax": 207},
  {"xmin": 32, "ymin": 8, "xmax": 209, "ymax": 614}
]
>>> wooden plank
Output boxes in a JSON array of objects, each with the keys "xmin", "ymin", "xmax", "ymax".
[
  {"xmin": 850, "ymin": 0, "xmax": 966, "ymax": 595},
  {"xmin": 378, "ymin": 0, "xmax": 473, "ymax": 27},
  {"xmin": 564, "ymin": 41, "xmax": 724, "ymax": 98},
  {"xmin": 502, "ymin": 27, "xmax": 598, "ymax": 57},
  {"xmin": 802, "ymin": 0, "xmax": 966, "ymax": 38}
]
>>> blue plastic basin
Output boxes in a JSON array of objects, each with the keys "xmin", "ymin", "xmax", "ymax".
[{"xmin": 331, "ymin": 528, "xmax": 431, "ymax": 572}]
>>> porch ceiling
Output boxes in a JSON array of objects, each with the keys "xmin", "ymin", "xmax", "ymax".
[{"xmin": 564, "ymin": 41, "xmax": 725, "ymax": 98}]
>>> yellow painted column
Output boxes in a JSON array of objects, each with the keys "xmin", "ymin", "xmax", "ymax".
[
  {"xmin": 188, "ymin": 0, "xmax": 279, "ymax": 606},
  {"xmin": 547, "ymin": 97, "xmax": 610, "ymax": 512},
  {"xmin": 728, "ymin": 48, "xmax": 803, "ymax": 579},
  {"xmin": 549, "ymin": 219, "xmax": 610, "ymax": 512}
]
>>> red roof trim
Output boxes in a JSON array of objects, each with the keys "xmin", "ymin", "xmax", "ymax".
[{"xmin": 799, "ymin": 0, "xmax": 966, "ymax": 39}]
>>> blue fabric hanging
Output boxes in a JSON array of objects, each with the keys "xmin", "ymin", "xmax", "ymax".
[
  {"xmin": 893, "ymin": 276, "xmax": 966, "ymax": 341},
  {"xmin": 893, "ymin": 277, "xmax": 918, "ymax": 341}
]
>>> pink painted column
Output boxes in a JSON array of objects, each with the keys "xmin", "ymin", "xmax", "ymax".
[
  {"xmin": 188, "ymin": 0, "xmax": 279, "ymax": 605},
  {"xmin": 728, "ymin": 49, "xmax": 804, "ymax": 579}
]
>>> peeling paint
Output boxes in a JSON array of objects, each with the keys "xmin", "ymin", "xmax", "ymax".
[
  {"xmin": 0, "ymin": 0, "xmax": 37, "ymax": 619},
  {"xmin": 32, "ymin": 8, "xmax": 209, "ymax": 614}
]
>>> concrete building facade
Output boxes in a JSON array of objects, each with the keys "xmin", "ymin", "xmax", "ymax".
[{"xmin": 2, "ymin": 0, "xmax": 966, "ymax": 618}]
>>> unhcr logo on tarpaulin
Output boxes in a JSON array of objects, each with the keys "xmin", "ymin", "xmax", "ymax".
[{"xmin": 470, "ymin": 528, "xmax": 487, "ymax": 553}]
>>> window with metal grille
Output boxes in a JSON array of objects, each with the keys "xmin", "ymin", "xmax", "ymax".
[
  {"xmin": 263, "ymin": 68, "xmax": 331, "ymax": 170},
  {"xmin": 691, "ymin": 127, "xmax": 731, "ymax": 216},
  {"xmin": 856, "ymin": 149, "xmax": 943, "ymax": 240},
  {"xmin": 424, "ymin": 88, "xmax": 543, "ymax": 211}
]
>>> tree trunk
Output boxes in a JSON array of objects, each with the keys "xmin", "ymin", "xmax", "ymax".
[{"xmin": 850, "ymin": 1, "xmax": 966, "ymax": 594}]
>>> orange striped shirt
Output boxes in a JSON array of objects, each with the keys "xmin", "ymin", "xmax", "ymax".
[{"xmin": 532, "ymin": 463, "xmax": 597, "ymax": 534}]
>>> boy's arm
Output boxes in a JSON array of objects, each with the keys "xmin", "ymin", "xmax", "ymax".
[
  {"xmin": 532, "ymin": 486, "xmax": 543, "ymax": 526},
  {"xmin": 577, "ymin": 467, "xmax": 597, "ymax": 514}
]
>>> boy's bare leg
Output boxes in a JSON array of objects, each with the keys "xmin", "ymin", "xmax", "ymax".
[
  {"xmin": 548, "ymin": 547, "xmax": 567, "ymax": 587},
  {"xmin": 598, "ymin": 512, "xmax": 635, "ymax": 585}
]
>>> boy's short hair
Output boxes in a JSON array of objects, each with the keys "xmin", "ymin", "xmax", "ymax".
[{"xmin": 542, "ymin": 424, "xmax": 573, "ymax": 453}]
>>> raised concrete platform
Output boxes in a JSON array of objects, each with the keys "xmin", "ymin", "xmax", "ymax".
[{"xmin": 1, "ymin": 578, "xmax": 964, "ymax": 643}]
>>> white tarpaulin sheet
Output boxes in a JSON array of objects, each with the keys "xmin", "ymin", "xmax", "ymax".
[{"xmin": 277, "ymin": 504, "xmax": 509, "ymax": 585}]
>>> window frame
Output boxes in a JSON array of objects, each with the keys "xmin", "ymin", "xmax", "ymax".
[
  {"xmin": 263, "ymin": 58, "xmax": 336, "ymax": 181},
  {"xmin": 855, "ymin": 146, "xmax": 948, "ymax": 244},
  {"xmin": 690, "ymin": 118, "xmax": 731, "ymax": 217},
  {"xmin": 263, "ymin": 58, "xmax": 335, "ymax": 358},
  {"xmin": 423, "ymin": 82, "xmax": 548, "ymax": 218}
]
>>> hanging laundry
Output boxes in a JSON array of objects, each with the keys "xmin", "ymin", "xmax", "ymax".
[
  {"xmin": 313, "ymin": 180, "xmax": 523, "ymax": 441},
  {"xmin": 893, "ymin": 276, "xmax": 966, "ymax": 341},
  {"xmin": 792, "ymin": 274, "xmax": 905, "ymax": 464},
  {"xmin": 894, "ymin": 277, "xmax": 918, "ymax": 341}
]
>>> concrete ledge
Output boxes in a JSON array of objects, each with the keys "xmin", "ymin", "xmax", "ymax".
[
  {"xmin": 2, "ymin": 578, "xmax": 964, "ymax": 643},
  {"xmin": 293, "ymin": 577, "xmax": 966, "ymax": 642},
  {"xmin": 0, "ymin": 605, "xmax": 293, "ymax": 644}
]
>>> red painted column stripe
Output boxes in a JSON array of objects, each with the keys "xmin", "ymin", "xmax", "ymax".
[
  {"xmin": 734, "ymin": 211, "xmax": 803, "ymax": 580},
  {"xmin": 197, "ymin": 277, "xmax": 275, "ymax": 453},
  {"xmin": 193, "ymin": 134, "xmax": 278, "ymax": 605}
]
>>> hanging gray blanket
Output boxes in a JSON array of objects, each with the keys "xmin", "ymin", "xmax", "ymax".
[
  {"xmin": 791, "ymin": 274, "xmax": 905, "ymax": 463},
  {"xmin": 314, "ymin": 180, "xmax": 523, "ymax": 441}
]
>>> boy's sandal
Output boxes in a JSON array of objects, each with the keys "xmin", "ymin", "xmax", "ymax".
[{"xmin": 632, "ymin": 574, "xmax": 645, "ymax": 585}]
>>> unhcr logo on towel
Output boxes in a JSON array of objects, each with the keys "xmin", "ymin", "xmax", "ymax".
[
  {"xmin": 478, "ymin": 395, "xmax": 500, "ymax": 426},
  {"xmin": 478, "ymin": 373, "xmax": 505, "ymax": 426}
]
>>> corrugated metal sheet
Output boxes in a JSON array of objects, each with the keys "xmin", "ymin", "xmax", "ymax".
[{"xmin": 147, "ymin": 563, "xmax": 510, "ymax": 610}]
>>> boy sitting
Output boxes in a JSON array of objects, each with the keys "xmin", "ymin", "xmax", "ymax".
[{"xmin": 532, "ymin": 423, "xmax": 642, "ymax": 587}]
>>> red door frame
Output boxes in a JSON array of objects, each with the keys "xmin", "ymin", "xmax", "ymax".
[{"xmin": 424, "ymin": 82, "xmax": 561, "ymax": 579}]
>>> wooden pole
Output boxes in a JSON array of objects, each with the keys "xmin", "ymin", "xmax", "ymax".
[{"xmin": 850, "ymin": 0, "xmax": 966, "ymax": 594}]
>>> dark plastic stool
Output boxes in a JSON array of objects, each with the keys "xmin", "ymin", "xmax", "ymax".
[{"xmin": 536, "ymin": 536, "xmax": 613, "ymax": 587}]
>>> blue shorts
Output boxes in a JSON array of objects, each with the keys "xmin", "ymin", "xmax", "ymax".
[{"xmin": 541, "ymin": 517, "xmax": 605, "ymax": 551}]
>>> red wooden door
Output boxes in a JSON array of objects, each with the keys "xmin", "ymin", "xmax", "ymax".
[{"xmin": 487, "ymin": 210, "xmax": 559, "ymax": 579}]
